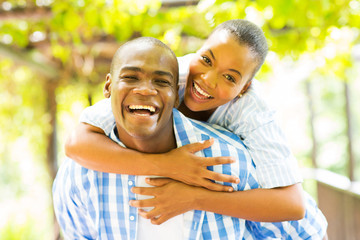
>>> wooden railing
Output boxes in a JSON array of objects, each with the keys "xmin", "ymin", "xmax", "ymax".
[{"xmin": 309, "ymin": 169, "xmax": 360, "ymax": 240}]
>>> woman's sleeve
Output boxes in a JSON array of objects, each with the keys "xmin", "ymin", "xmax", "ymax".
[
  {"xmin": 79, "ymin": 98, "xmax": 115, "ymax": 136},
  {"xmin": 223, "ymin": 82, "xmax": 303, "ymax": 188},
  {"xmin": 244, "ymin": 191, "xmax": 328, "ymax": 239},
  {"xmin": 240, "ymin": 114, "xmax": 303, "ymax": 188}
]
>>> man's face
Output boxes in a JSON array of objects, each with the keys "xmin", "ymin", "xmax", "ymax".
[{"xmin": 105, "ymin": 44, "xmax": 178, "ymax": 142}]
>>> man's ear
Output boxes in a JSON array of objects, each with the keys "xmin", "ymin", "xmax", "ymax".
[
  {"xmin": 103, "ymin": 73, "xmax": 112, "ymax": 98},
  {"xmin": 174, "ymin": 85, "xmax": 180, "ymax": 108}
]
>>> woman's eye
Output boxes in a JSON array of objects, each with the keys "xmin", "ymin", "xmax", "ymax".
[
  {"xmin": 224, "ymin": 74, "xmax": 236, "ymax": 83},
  {"xmin": 202, "ymin": 56, "xmax": 212, "ymax": 66}
]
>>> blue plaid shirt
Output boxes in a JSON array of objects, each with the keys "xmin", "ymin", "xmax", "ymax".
[{"xmin": 53, "ymin": 109, "xmax": 327, "ymax": 239}]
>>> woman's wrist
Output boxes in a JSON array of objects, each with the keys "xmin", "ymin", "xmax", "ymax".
[
  {"xmin": 142, "ymin": 152, "xmax": 169, "ymax": 177},
  {"xmin": 191, "ymin": 186, "xmax": 208, "ymax": 210}
]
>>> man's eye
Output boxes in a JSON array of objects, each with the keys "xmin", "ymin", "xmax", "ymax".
[
  {"xmin": 155, "ymin": 79, "xmax": 171, "ymax": 86},
  {"xmin": 121, "ymin": 76, "xmax": 138, "ymax": 81},
  {"xmin": 202, "ymin": 56, "xmax": 212, "ymax": 66},
  {"xmin": 224, "ymin": 74, "xmax": 236, "ymax": 83}
]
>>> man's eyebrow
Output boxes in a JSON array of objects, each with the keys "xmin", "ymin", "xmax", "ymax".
[
  {"xmin": 154, "ymin": 70, "xmax": 174, "ymax": 79},
  {"xmin": 229, "ymin": 69, "xmax": 242, "ymax": 79},
  {"xmin": 207, "ymin": 49, "xmax": 216, "ymax": 61},
  {"xmin": 120, "ymin": 66, "xmax": 143, "ymax": 72}
]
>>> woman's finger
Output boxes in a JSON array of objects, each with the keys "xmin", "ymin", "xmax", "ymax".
[
  {"xmin": 183, "ymin": 138, "xmax": 214, "ymax": 153},
  {"xmin": 201, "ymin": 156, "xmax": 236, "ymax": 166},
  {"xmin": 145, "ymin": 177, "xmax": 173, "ymax": 187}
]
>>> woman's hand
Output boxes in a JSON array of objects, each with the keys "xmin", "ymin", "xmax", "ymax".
[
  {"xmin": 129, "ymin": 178, "xmax": 200, "ymax": 225},
  {"xmin": 159, "ymin": 138, "xmax": 239, "ymax": 192}
]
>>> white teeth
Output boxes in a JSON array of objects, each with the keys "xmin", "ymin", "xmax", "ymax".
[
  {"xmin": 194, "ymin": 82, "xmax": 212, "ymax": 98},
  {"xmin": 129, "ymin": 105, "xmax": 156, "ymax": 112}
]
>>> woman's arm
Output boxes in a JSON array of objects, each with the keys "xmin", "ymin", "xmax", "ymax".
[
  {"xmin": 65, "ymin": 123, "xmax": 240, "ymax": 192},
  {"xmin": 192, "ymin": 182, "xmax": 305, "ymax": 221},
  {"xmin": 130, "ymin": 179, "xmax": 305, "ymax": 224}
]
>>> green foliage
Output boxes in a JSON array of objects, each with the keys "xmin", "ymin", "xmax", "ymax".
[
  {"xmin": 1, "ymin": 0, "xmax": 360, "ymax": 238},
  {"xmin": 0, "ymin": 220, "xmax": 38, "ymax": 240},
  {"xmin": 0, "ymin": 213, "xmax": 54, "ymax": 240}
]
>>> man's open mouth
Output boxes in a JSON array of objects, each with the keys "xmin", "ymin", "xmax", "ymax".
[
  {"xmin": 193, "ymin": 82, "xmax": 213, "ymax": 99},
  {"xmin": 127, "ymin": 104, "xmax": 158, "ymax": 116}
]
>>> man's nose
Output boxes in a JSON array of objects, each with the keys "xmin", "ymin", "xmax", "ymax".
[
  {"xmin": 132, "ymin": 81, "xmax": 157, "ymax": 95},
  {"xmin": 200, "ymin": 71, "xmax": 217, "ymax": 89}
]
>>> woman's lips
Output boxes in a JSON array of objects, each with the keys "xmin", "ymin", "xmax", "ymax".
[{"xmin": 192, "ymin": 81, "xmax": 213, "ymax": 100}]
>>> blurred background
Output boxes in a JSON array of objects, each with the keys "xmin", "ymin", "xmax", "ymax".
[{"xmin": 0, "ymin": 0, "xmax": 359, "ymax": 239}]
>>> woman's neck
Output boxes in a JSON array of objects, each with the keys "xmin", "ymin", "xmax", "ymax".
[{"xmin": 177, "ymin": 101, "xmax": 215, "ymax": 122}]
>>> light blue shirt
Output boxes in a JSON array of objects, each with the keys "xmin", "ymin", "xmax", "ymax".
[{"xmin": 53, "ymin": 109, "xmax": 327, "ymax": 239}]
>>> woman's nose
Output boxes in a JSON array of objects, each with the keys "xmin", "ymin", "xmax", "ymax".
[{"xmin": 200, "ymin": 71, "xmax": 217, "ymax": 89}]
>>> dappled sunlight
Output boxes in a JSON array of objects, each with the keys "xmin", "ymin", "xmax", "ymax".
[{"xmin": 1, "ymin": 0, "xmax": 359, "ymax": 239}]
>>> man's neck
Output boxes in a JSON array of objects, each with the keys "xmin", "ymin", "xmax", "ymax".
[{"xmin": 115, "ymin": 125, "xmax": 177, "ymax": 154}]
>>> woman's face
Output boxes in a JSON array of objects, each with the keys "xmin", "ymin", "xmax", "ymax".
[{"xmin": 184, "ymin": 30, "xmax": 258, "ymax": 113}]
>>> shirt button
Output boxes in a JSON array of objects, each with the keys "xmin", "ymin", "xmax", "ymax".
[
  {"xmin": 129, "ymin": 215, "xmax": 135, "ymax": 221},
  {"xmin": 128, "ymin": 181, "xmax": 133, "ymax": 186}
]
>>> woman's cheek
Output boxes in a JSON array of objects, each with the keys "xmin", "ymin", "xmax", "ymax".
[{"xmin": 217, "ymin": 88, "xmax": 237, "ymax": 101}]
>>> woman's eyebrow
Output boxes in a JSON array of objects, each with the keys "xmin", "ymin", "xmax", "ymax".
[
  {"xmin": 229, "ymin": 69, "xmax": 242, "ymax": 79},
  {"xmin": 206, "ymin": 49, "xmax": 216, "ymax": 60}
]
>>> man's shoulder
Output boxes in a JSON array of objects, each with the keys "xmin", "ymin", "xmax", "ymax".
[
  {"xmin": 85, "ymin": 98, "xmax": 111, "ymax": 111},
  {"xmin": 192, "ymin": 119, "xmax": 245, "ymax": 147},
  {"xmin": 80, "ymin": 98, "xmax": 115, "ymax": 136},
  {"xmin": 58, "ymin": 157, "xmax": 95, "ymax": 181},
  {"xmin": 172, "ymin": 109, "xmax": 245, "ymax": 149}
]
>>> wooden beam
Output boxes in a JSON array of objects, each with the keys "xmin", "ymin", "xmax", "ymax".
[
  {"xmin": 161, "ymin": 0, "xmax": 199, "ymax": 7},
  {"xmin": 0, "ymin": 7, "xmax": 52, "ymax": 21},
  {"xmin": 0, "ymin": 0, "xmax": 200, "ymax": 21},
  {"xmin": 0, "ymin": 42, "xmax": 59, "ymax": 79}
]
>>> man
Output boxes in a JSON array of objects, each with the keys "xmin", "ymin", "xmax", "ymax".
[{"xmin": 53, "ymin": 37, "xmax": 327, "ymax": 239}]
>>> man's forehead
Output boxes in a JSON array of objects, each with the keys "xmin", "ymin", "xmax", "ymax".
[
  {"xmin": 117, "ymin": 42, "xmax": 168, "ymax": 58},
  {"xmin": 115, "ymin": 45, "xmax": 177, "ymax": 72}
]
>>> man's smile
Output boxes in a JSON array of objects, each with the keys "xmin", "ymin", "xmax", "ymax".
[{"xmin": 126, "ymin": 104, "xmax": 159, "ymax": 117}]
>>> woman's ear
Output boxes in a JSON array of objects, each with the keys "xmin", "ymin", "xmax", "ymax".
[
  {"xmin": 239, "ymin": 80, "xmax": 252, "ymax": 95},
  {"xmin": 103, "ymin": 73, "xmax": 112, "ymax": 98}
]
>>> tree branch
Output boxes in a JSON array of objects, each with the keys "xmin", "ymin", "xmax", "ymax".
[
  {"xmin": 0, "ymin": 42, "xmax": 59, "ymax": 79},
  {"xmin": 0, "ymin": 7, "xmax": 52, "ymax": 21}
]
